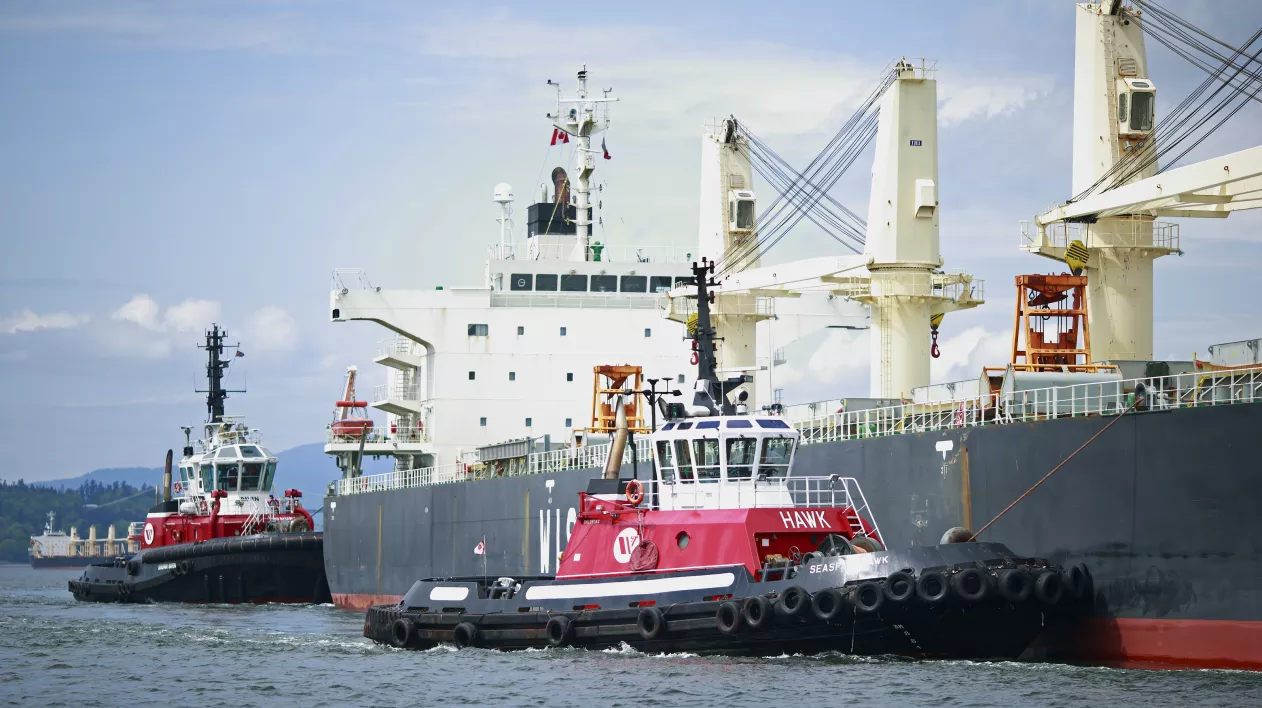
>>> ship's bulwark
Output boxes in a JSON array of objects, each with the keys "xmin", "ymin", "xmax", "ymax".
[{"xmin": 323, "ymin": 401, "xmax": 1262, "ymax": 668}]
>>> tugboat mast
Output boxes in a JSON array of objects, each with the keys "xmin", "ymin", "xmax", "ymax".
[
  {"xmin": 195, "ymin": 325, "xmax": 244, "ymax": 423},
  {"xmin": 686, "ymin": 258, "xmax": 745, "ymax": 416}
]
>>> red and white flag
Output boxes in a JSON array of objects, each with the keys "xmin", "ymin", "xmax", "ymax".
[
  {"xmin": 474, "ymin": 538, "xmax": 486, "ymax": 555},
  {"xmin": 602, "ymin": 137, "xmax": 611, "ymax": 160},
  {"xmin": 550, "ymin": 128, "xmax": 570, "ymax": 146}
]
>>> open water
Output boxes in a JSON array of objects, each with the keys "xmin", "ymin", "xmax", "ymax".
[{"xmin": 2, "ymin": 565, "xmax": 1261, "ymax": 708}]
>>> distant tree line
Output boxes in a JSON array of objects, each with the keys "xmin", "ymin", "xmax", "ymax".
[{"xmin": 0, "ymin": 479, "xmax": 155, "ymax": 563}]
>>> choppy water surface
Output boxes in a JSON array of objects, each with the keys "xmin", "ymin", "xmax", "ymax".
[{"xmin": 2, "ymin": 565, "xmax": 1260, "ymax": 707}]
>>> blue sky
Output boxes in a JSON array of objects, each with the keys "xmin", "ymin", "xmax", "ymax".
[{"xmin": 2, "ymin": 0, "xmax": 1260, "ymax": 480}]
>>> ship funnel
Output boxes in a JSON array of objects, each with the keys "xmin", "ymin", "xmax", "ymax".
[
  {"xmin": 162, "ymin": 449, "xmax": 173, "ymax": 503},
  {"xmin": 602, "ymin": 393, "xmax": 629, "ymax": 479}
]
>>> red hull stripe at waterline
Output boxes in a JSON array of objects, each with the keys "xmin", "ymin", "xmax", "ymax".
[
  {"xmin": 1060, "ymin": 618, "xmax": 1262, "ymax": 670},
  {"xmin": 333, "ymin": 593, "xmax": 403, "ymax": 612}
]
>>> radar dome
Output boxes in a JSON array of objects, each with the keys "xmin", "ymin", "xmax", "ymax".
[{"xmin": 492, "ymin": 182, "xmax": 514, "ymax": 204}]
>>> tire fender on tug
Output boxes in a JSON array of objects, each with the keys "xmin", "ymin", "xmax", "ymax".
[
  {"xmin": 884, "ymin": 571, "xmax": 916, "ymax": 603},
  {"xmin": 775, "ymin": 585, "xmax": 810, "ymax": 620},
  {"xmin": 545, "ymin": 615, "xmax": 573, "ymax": 647},
  {"xmin": 810, "ymin": 587, "xmax": 847, "ymax": 622},
  {"xmin": 390, "ymin": 617, "xmax": 415, "ymax": 649},
  {"xmin": 852, "ymin": 581, "xmax": 885, "ymax": 614},
  {"xmin": 997, "ymin": 568, "xmax": 1034, "ymax": 603},
  {"xmin": 742, "ymin": 596, "xmax": 770, "ymax": 630},
  {"xmin": 1064, "ymin": 563, "xmax": 1091, "ymax": 602},
  {"xmin": 951, "ymin": 568, "xmax": 990, "ymax": 603},
  {"xmin": 716, "ymin": 601, "xmax": 743, "ymax": 635},
  {"xmin": 1035, "ymin": 570, "xmax": 1065, "ymax": 606},
  {"xmin": 916, "ymin": 570, "xmax": 950, "ymax": 606},
  {"xmin": 452, "ymin": 622, "xmax": 478, "ymax": 648},
  {"xmin": 637, "ymin": 607, "xmax": 664, "ymax": 641}
]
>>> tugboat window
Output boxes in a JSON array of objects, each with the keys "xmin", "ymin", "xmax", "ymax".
[
  {"xmin": 726, "ymin": 420, "xmax": 753, "ymax": 429},
  {"xmin": 656, "ymin": 440, "xmax": 676, "ymax": 483},
  {"xmin": 726, "ymin": 438, "xmax": 756, "ymax": 480},
  {"xmin": 241, "ymin": 446, "xmax": 263, "ymax": 458},
  {"xmin": 590, "ymin": 275, "xmax": 617, "ymax": 292},
  {"xmin": 693, "ymin": 439, "xmax": 721, "ymax": 482},
  {"xmin": 676, "ymin": 531, "xmax": 690, "ymax": 550},
  {"xmin": 758, "ymin": 438, "xmax": 794, "ymax": 478},
  {"xmin": 241, "ymin": 462, "xmax": 264, "ymax": 490},
  {"xmin": 263, "ymin": 462, "xmax": 276, "ymax": 490},
  {"xmin": 673, "ymin": 439, "xmax": 695, "ymax": 481},
  {"xmin": 756, "ymin": 419, "xmax": 790, "ymax": 429},
  {"xmin": 510, "ymin": 273, "xmax": 533, "ymax": 291},
  {"xmin": 535, "ymin": 274, "xmax": 558, "ymax": 291},
  {"xmin": 198, "ymin": 463, "xmax": 212, "ymax": 491},
  {"xmin": 560, "ymin": 274, "xmax": 588, "ymax": 292},
  {"xmin": 216, "ymin": 463, "xmax": 240, "ymax": 491}
]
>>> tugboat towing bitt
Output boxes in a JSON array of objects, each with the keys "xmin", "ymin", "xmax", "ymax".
[{"xmin": 365, "ymin": 262, "xmax": 1091, "ymax": 657}]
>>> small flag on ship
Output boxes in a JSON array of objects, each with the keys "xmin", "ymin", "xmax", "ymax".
[
  {"xmin": 550, "ymin": 128, "xmax": 570, "ymax": 146},
  {"xmin": 474, "ymin": 537, "xmax": 486, "ymax": 555},
  {"xmin": 602, "ymin": 137, "xmax": 611, "ymax": 160}
]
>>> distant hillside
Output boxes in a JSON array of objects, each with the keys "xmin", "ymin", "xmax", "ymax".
[
  {"xmin": 31, "ymin": 443, "xmax": 392, "ymax": 496},
  {"xmin": 0, "ymin": 480, "xmax": 156, "ymax": 563}
]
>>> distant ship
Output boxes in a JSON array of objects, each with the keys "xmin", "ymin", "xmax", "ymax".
[{"xmin": 28, "ymin": 511, "xmax": 137, "ymax": 569}]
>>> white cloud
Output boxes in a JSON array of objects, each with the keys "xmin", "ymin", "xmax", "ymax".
[
  {"xmin": 938, "ymin": 83, "xmax": 1048, "ymax": 127},
  {"xmin": 111, "ymin": 294, "xmax": 162, "ymax": 330},
  {"xmin": 246, "ymin": 306, "xmax": 298, "ymax": 353},
  {"xmin": 164, "ymin": 299, "xmax": 221, "ymax": 332},
  {"xmin": 1, "ymin": 309, "xmax": 89, "ymax": 334},
  {"xmin": 929, "ymin": 326, "xmax": 1011, "ymax": 382}
]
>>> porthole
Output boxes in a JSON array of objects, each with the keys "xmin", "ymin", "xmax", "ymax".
[{"xmin": 676, "ymin": 531, "xmax": 690, "ymax": 550}]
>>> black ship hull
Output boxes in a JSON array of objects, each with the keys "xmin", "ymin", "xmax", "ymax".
[
  {"xmin": 365, "ymin": 544, "xmax": 1085, "ymax": 658},
  {"xmin": 324, "ymin": 401, "xmax": 1262, "ymax": 668},
  {"xmin": 69, "ymin": 533, "xmax": 330, "ymax": 604}
]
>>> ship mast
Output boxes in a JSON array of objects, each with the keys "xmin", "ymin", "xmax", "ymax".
[
  {"xmin": 548, "ymin": 66, "xmax": 617, "ymax": 261},
  {"xmin": 195, "ymin": 325, "xmax": 244, "ymax": 423}
]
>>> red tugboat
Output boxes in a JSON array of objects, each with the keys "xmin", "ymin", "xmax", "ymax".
[
  {"xmin": 69, "ymin": 326, "xmax": 330, "ymax": 604},
  {"xmin": 365, "ymin": 262, "xmax": 1090, "ymax": 657}
]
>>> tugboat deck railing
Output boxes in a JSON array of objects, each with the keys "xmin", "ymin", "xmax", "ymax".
[{"xmin": 329, "ymin": 364, "xmax": 1262, "ymax": 497}]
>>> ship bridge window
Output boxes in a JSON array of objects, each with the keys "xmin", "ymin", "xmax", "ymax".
[
  {"xmin": 241, "ymin": 462, "xmax": 264, "ymax": 491},
  {"xmin": 726, "ymin": 438, "xmax": 756, "ymax": 480},
  {"xmin": 263, "ymin": 462, "xmax": 276, "ymax": 490},
  {"xmin": 510, "ymin": 274, "xmax": 533, "ymax": 291},
  {"xmin": 217, "ymin": 446, "xmax": 236, "ymax": 458},
  {"xmin": 693, "ymin": 439, "xmax": 720, "ymax": 482},
  {"xmin": 661, "ymin": 422, "xmax": 674, "ymax": 430},
  {"xmin": 216, "ymin": 463, "xmax": 240, "ymax": 491},
  {"xmin": 560, "ymin": 274, "xmax": 587, "ymax": 292},
  {"xmin": 620, "ymin": 275, "xmax": 647, "ymax": 293},
  {"xmin": 650, "ymin": 276, "xmax": 673, "ymax": 293},
  {"xmin": 591, "ymin": 275, "xmax": 617, "ymax": 292},
  {"xmin": 241, "ymin": 446, "xmax": 263, "ymax": 458},
  {"xmin": 756, "ymin": 419, "xmax": 790, "ymax": 429},
  {"xmin": 696, "ymin": 421, "xmax": 719, "ymax": 429},
  {"xmin": 1130, "ymin": 91, "xmax": 1154, "ymax": 131},
  {"xmin": 758, "ymin": 438, "xmax": 794, "ymax": 478},
  {"xmin": 655, "ymin": 440, "xmax": 676, "ymax": 483},
  {"xmin": 726, "ymin": 420, "xmax": 753, "ymax": 429},
  {"xmin": 468, "ymin": 324, "xmax": 489, "ymax": 337},
  {"xmin": 536, "ymin": 274, "xmax": 558, "ymax": 291},
  {"xmin": 673, "ymin": 439, "xmax": 695, "ymax": 482},
  {"xmin": 178, "ymin": 466, "xmax": 189, "ymax": 483},
  {"xmin": 198, "ymin": 463, "xmax": 212, "ymax": 491}
]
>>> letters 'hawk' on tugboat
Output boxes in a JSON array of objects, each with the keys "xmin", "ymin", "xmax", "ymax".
[
  {"xmin": 364, "ymin": 262, "xmax": 1091, "ymax": 657},
  {"xmin": 69, "ymin": 326, "xmax": 330, "ymax": 604}
]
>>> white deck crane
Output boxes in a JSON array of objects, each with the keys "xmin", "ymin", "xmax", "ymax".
[{"xmin": 1023, "ymin": 0, "xmax": 1262, "ymax": 362}]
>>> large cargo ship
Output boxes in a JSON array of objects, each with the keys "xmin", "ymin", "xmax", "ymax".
[
  {"xmin": 323, "ymin": 1, "xmax": 1262, "ymax": 669},
  {"xmin": 29, "ymin": 511, "xmax": 139, "ymax": 569}
]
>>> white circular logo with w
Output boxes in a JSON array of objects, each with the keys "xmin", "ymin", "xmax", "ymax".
[{"xmin": 612, "ymin": 527, "xmax": 640, "ymax": 564}]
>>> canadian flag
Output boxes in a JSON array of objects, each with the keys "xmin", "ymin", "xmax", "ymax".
[
  {"xmin": 550, "ymin": 128, "xmax": 570, "ymax": 146},
  {"xmin": 474, "ymin": 538, "xmax": 486, "ymax": 555}
]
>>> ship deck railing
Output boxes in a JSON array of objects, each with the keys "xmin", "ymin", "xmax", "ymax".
[
  {"xmin": 328, "ymin": 364, "xmax": 1262, "ymax": 497},
  {"xmin": 326, "ymin": 424, "xmax": 429, "ymax": 445},
  {"xmin": 791, "ymin": 363, "xmax": 1262, "ymax": 445}
]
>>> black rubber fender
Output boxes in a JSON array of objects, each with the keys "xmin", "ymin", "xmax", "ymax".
[
  {"xmin": 1035, "ymin": 570, "xmax": 1065, "ymax": 606},
  {"xmin": 545, "ymin": 615, "xmax": 572, "ymax": 647},
  {"xmin": 852, "ymin": 581, "xmax": 884, "ymax": 614},
  {"xmin": 637, "ymin": 606, "xmax": 664, "ymax": 641},
  {"xmin": 1070, "ymin": 562, "xmax": 1094, "ymax": 604},
  {"xmin": 951, "ymin": 568, "xmax": 989, "ymax": 603},
  {"xmin": 125, "ymin": 559, "xmax": 141, "ymax": 576},
  {"xmin": 916, "ymin": 570, "xmax": 950, "ymax": 606},
  {"xmin": 452, "ymin": 622, "xmax": 477, "ymax": 648},
  {"xmin": 1064, "ymin": 563, "xmax": 1089, "ymax": 602},
  {"xmin": 884, "ymin": 571, "xmax": 915, "ymax": 603},
  {"xmin": 997, "ymin": 568, "xmax": 1033, "ymax": 603},
  {"xmin": 390, "ymin": 617, "xmax": 415, "ymax": 649},
  {"xmin": 810, "ymin": 587, "xmax": 847, "ymax": 622},
  {"xmin": 738, "ymin": 596, "xmax": 768, "ymax": 630},
  {"xmin": 716, "ymin": 601, "xmax": 743, "ymax": 635},
  {"xmin": 774, "ymin": 585, "xmax": 810, "ymax": 620}
]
